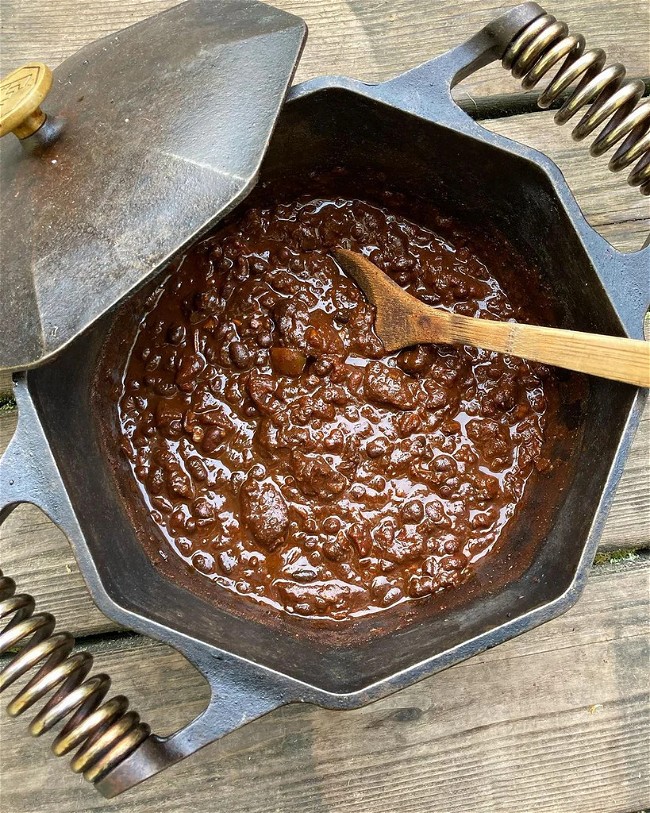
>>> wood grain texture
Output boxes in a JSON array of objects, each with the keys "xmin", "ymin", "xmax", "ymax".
[
  {"xmin": 0, "ymin": 0, "xmax": 648, "ymax": 102},
  {"xmin": 0, "ymin": 370, "xmax": 13, "ymax": 395},
  {"xmin": 1, "ymin": 558, "xmax": 647, "ymax": 813}
]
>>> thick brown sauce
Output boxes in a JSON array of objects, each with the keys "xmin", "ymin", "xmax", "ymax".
[{"xmin": 118, "ymin": 172, "xmax": 563, "ymax": 621}]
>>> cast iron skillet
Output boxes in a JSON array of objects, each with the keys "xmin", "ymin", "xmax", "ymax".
[{"xmin": 1, "ymin": 3, "xmax": 647, "ymax": 797}]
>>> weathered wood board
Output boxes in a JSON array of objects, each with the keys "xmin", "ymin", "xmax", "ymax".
[
  {"xmin": 1, "ymin": 0, "xmax": 648, "ymax": 101},
  {"xmin": 1, "ymin": 559, "xmax": 648, "ymax": 813}
]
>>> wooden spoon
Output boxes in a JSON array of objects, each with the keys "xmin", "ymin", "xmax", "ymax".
[{"xmin": 332, "ymin": 248, "xmax": 650, "ymax": 387}]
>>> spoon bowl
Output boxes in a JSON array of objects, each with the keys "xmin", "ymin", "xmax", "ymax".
[{"xmin": 333, "ymin": 248, "xmax": 650, "ymax": 387}]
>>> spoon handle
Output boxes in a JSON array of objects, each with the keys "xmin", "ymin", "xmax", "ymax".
[{"xmin": 416, "ymin": 310, "xmax": 650, "ymax": 387}]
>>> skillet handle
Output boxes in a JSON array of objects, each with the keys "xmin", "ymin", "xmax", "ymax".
[
  {"xmin": 375, "ymin": 1, "xmax": 650, "ymax": 198},
  {"xmin": 0, "ymin": 377, "xmax": 289, "ymax": 797},
  {"xmin": 95, "ymin": 644, "xmax": 290, "ymax": 798},
  {"xmin": 368, "ymin": 2, "xmax": 650, "ymax": 339},
  {"xmin": 370, "ymin": 2, "xmax": 545, "ymax": 122},
  {"xmin": 0, "ymin": 377, "xmax": 152, "ymax": 789}
]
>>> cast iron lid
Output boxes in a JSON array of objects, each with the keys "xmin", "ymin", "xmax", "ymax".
[{"xmin": 0, "ymin": 0, "xmax": 306, "ymax": 371}]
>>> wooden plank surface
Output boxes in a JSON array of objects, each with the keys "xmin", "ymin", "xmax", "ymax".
[
  {"xmin": 0, "ymin": 1, "xmax": 648, "ymax": 811},
  {"xmin": 1, "ymin": 558, "xmax": 648, "ymax": 813},
  {"xmin": 1, "ymin": 0, "xmax": 648, "ymax": 104}
]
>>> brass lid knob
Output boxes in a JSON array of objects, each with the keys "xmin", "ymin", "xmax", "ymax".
[{"xmin": 0, "ymin": 62, "xmax": 53, "ymax": 139}]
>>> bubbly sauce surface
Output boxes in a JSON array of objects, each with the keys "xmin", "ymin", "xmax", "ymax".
[{"xmin": 118, "ymin": 173, "xmax": 562, "ymax": 621}]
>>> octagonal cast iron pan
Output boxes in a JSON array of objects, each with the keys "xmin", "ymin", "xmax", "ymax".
[{"xmin": 1, "ymin": 3, "xmax": 648, "ymax": 798}]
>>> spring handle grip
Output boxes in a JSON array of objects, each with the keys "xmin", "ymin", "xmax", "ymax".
[
  {"xmin": 503, "ymin": 11, "xmax": 650, "ymax": 195},
  {"xmin": 0, "ymin": 568, "xmax": 150, "ymax": 786}
]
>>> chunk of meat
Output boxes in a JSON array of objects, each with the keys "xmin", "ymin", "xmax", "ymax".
[
  {"xmin": 363, "ymin": 362, "xmax": 418, "ymax": 410},
  {"xmin": 305, "ymin": 314, "xmax": 345, "ymax": 357},
  {"xmin": 246, "ymin": 372, "xmax": 280, "ymax": 416},
  {"xmin": 240, "ymin": 477, "xmax": 289, "ymax": 550},
  {"xmin": 290, "ymin": 450, "xmax": 348, "ymax": 500}
]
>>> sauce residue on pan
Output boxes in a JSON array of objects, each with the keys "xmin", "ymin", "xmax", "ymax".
[{"xmin": 118, "ymin": 170, "xmax": 564, "ymax": 621}]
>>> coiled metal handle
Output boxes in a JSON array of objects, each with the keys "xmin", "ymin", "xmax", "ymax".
[
  {"xmin": 0, "ymin": 568, "xmax": 150, "ymax": 785},
  {"xmin": 503, "ymin": 12, "xmax": 650, "ymax": 195}
]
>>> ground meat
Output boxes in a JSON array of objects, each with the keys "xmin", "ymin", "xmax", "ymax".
[{"xmin": 117, "ymin": 169, "xmax": 563, "ymax": 621}]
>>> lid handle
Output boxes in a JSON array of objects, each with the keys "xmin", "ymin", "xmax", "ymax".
[{"xmin": 0, "ymin": 62, "xmax": 53, "ymax": 139}]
